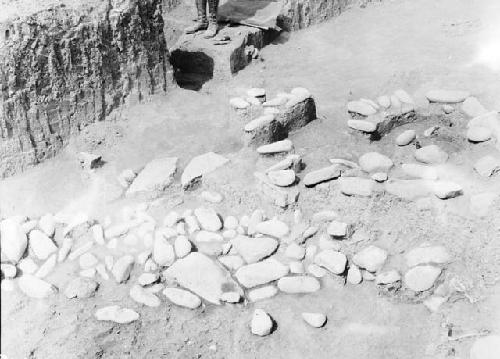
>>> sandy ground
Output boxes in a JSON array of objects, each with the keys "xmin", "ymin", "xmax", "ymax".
[{"xmin": 1, "ymin": 0, "xmax": 500, "ymax": 358}]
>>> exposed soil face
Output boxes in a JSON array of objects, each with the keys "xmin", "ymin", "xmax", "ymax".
[{"xmin": 2, "ymin": 0, "xmax": 500, "ymax": 358}]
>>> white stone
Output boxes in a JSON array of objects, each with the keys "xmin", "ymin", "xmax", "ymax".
[
  {"xmin": 375, "ymin": 270, "xmax": 401, "ymax": 285},
  {"xmin": 138, "ymin": 272, "xmax": 159, "ymax": 286},
  {"xmin": 266, "ymin": 154, "xmax": 301, "ymax": 173},
  {"xmin": 289, "ymin": 261, "xmax": 305, "ymax": 274},
  {"xmin": 185, "ymin": 215, "xmax": 200, "ymax": 234},
  {"xmin": 267, "ymin": 169, "xmax": 296, "ymax": 187},
  {"xmin": 314, "ymin": 250, "xmax": 347, "ymax": 274},
  {"xmin": 64, "ymin": 277, "xmax": 98, "ymax": 298},
  {"xmin": 423, "ymin": 296, "xmax": 447, "ymax": 312},
  {"xmin": 474, "ymin": 155, "xmax": 500, "ymax": 177},
  {"xmin": 348, "ymin": 119, "xmax": 377, "ymax": 133},
  {"xmin": 0, "ymin": 218, "xmax": 28, "ymax": 262},
  {"xmin": 67, "ymin": 241, "xmax": 93, "ymax": 261},
  {"xmin": 218, "ymin": 255, "xmax": 245, "ymax": 271},
  {"xmin": 91, "ymin": 224, "xmax": 105, "ymax": 245},
  {"xmin": 38, "ymin": 214, "xmax": 56, "ymax": 237},
  {"xmin": 404, "ymin": 265, "xmax": 441, "ymax": 291},
  {"xmin": 442, "ymin": 104, "xmax": 454, "ymax": 113},
  {"xmin": 18, "ymin": 274, "xmax": 57, "ymax": 298},
  {"xmin": 222, "ymin": 229, "xmax": 237, "ymax": 239},
  {"xmin": 302, "ymin": 313, "xmax": 327, "ymax": 328},
  {"xmin": 95, "ymin": 305, "xmax": 139, "ymax": 324},
  {"xmin": 144, "ymin": 258, "xmax": 158, "ymax": 272},
  {"xmin": 402, "ymin": 163, "xmax": 438, "ymax": 180},
  {"xmin": 405, "ymin": 245, "xmax": 451, "ymax": 267},
  {"xmin": 95, "ymin": 264, "xmax": 109, "ymax": 280},
  {"xmin": 17, "ymin": 258, "xmax": 38, "ymax": 274},
  {"xmin": 353, "ymin": 246, "xmax": 388, "ymax": 272},
  {"xmin": 359, "ymin": 152, "xmax": 393, "ymax": 173},
  {"xmin": 231, "ymin": 235, "xmax": 278, "ymax": 263},
  {"xmin": 425, "ymin": 89, "xmax": 469, "ymax": 103},
  {"xmin": 153, "ymin": 234, "xmax": 175, "ymax": 266},
  {"xmin": 277, "ymin": 276, "xmax": 320, "ymax": 293},
  {"xmin": 230, "ymin": 97, "xmax": 250, "ymax": 109},
  {"xmin": 1, "ymin": 263, "xmax": 17, "ymax": 278},
  {"xmin": 347, "ymin": 265, "xmax": 362, "ymax": 284},
  {"xmin": 257, "ymin": 139, "xmax": 293, "ymax": 154},
  {"xmin": 163, "ymin": 287, "xmax": 202, "ymax": 309},
  {"xmin": 163, "ymin": 211, "xmax": 180, "ymax": 227},
  {"xmin": 80, "ymin": 268, "xmax": 96, "ymax": 278},
  {"xmin": 467, "ymin": 126, "xmax": 492, "ymax": 142},
  {"xmin": 181, "ymin": 152, "xmax": 229, "ymax": 189},
  {"xmin": 130, "ymin": 284, "xmax": 161, "ymax": 307},
  {"xmin": 327, "ymin": 221, "xmax": 352, "ymax": 238},
  {"xmin": 347, "ymin": 100, "xmax": 377, "ymax": 116},
  {"xmin": 396, "ymin": 130, "xmax": 416, "ymax": 146},
  {"xmin": 220, "ymin": 291, "xmax": 241, "ymax": 303},
  {"xmin": 29, "ymin": 229, "xmax": 57, "ymax": 260},
  {"xmin": 127, "ymin": 157, "xmax": 178, "ymax": 195},
  {"xmin": 251, "ymin": 309, "xmax": 273, "ymax": 336},
  {"xmin": 256, "ymin": 219, "xmax": 289, "ymax": 238},
  {"xmin": 372, "ymin": 172, "xmax": 388, "ymax": 182},
  {"xmin": 414, "ymin": 145, "xmax": 448, "ymax": 164},
  {"xmin": 235, "ymin": 258, "xmax": 289, "ymax": 288},
  {"xmin": 35, "ymin": 254, "xmax": 57, "ymax": 278},
  {"xmin": 312, "ymin": 211, "xmax": 338, "ymax": 223},
  {"xmin": 174, "ymin": 236, "xmax": 192, "ymax": 258},
  {"xmin": 285, "ymin": 243, "xmax": 306, "ymax": 260},
  {"xmin": 470, "ymin": 335, "xmax": 500, "ymax": 359},
  {"xmin": 194, "ymin": 207, "xmax": 222, "ymax": 232},
  {"xmin": 432, "ymin": 181, "xmax": 463, "ymax": 199},
  {"xmin": 303, "ymin": 165, "xmax": 341, "ymax": 187},
  {"xmin": 224, "ymin": 216, "xmax": 238, "ymax": 230},
  {"xmin": 112, "ymin": 255, "xmax": 134, "ymax": 283},
  {"xmin": 248, "ymin": 285, "xmax": 278, "ymax": 302},
  {"xmin": 104, "ymin": 255, "xmax": 114, "ymax": 271},
  {"xmin": 195, "ymin": 230, "xmax": 223, "ymax": 242},
  {"xmin": 245, "ymin": 114, "xmax": 274, "ymax": 132},
  {"xmin": 461, "ymin": 96, "xmax": 488, "ymax": 117}
]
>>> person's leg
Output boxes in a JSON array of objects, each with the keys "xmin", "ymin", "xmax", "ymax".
[
  {"xmin": 203, "ymin": 0, "xmax": 219, "ymax": 38},
  {"xmin": 185, "ymin": 0, "xmax": 208, "ymax": 34}
]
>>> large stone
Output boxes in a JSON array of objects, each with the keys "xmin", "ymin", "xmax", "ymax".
[
  {"xmin": 163, "ymin": 287, "xmax": 202, "ymax": 309},
  {"xmin": 425, "ymin": 90, "xmax": 469, "ymax": 103},
  {"xmin": 194, "ymin": 207, "xmax": 223, "ymax": 231},
  {"xmin": 338, "ymin": 177, "xmax": 375, "ymax": 197},
  {"xmin": 235, "ymin": 258, "xmax": 289, "ymax": 288},
  {"xmin": 251, "ymin": 309, "xmax": 273, "ymax": 336},
  {"xmin": 163, "ymin": 253, "xmax": 241, "ymax": 304},
  {"xmin": 474, "ymin": 155, "xmax": 500, "ymax": 177},
  {"xmin": 29, "ymin": 229, "xmax": 58, "ymax": 260},
  {"xmin": 277, "ymin": 276, "xmax": 320, "ymax": 293},
  {"xmin": 0, "ymin": 217, "xmax": 28, "ymax": 262},
  {"xmin": 314, "ymin": 250, "xmax": 347, "ymax": 274},
  {"xmin": 405, "ymin": 245, "xmax": 451, "ymax": 267},
  {"xmin": 18, "ymin": 274, "xmax": 57, "ymax": 298},
  {"xmin": 64, "ymin": 277, "xmax": 98, "ymax": 298},
  {"xmin": 127, "ymin": 157, "xmax": 178, "ymax": 196},
  {"xmin": 303, "ymin": 165, "xmax": 341, "ymax": 187},
  {"xmin": 95, "ymin": 306, "xmax": 139, "ymax": 324},
  {"xmin": 181, "ymin": 152, "xmax": 229, "ymax": 189},
  {"xmin": 414, "ymin": 145, "xmax": 448, "ymax": 164},
  {"xmin": 404, "ymin": 265, "xmax": 441, "ymax": 291},
  {"xmin": 231, "ymin": 235, "xmax": 278, "ymax": 263},
  {"xmin": 470, "ymin": 335, "xmax": 500, "ymax": 359},
  {"xmin": 352, "ymin": 246, "xmax": 388, "ymax": 272},
  {"xmin": 358, "ymin": 152, "xmax": 393, "ymax": 173},
  {"xmin": 257, "ymin": 139, "xmax": 293, "ymax": 154}
]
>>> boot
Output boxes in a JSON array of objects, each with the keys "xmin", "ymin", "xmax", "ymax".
[
  {"xmin": 185, "ymin": 0, "xmax": 208, "ymax": 34},
  {"xmin": 203, "ymin": 0, "xmax": 219, "ymax": 38}
]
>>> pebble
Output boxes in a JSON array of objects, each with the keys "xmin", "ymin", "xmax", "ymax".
[
  {"xmin": 224, "ymin": 216, "xmax": 239, "ymax": 230},
  {"xmin": 64, "ymin": 277, "xmax": 99, "ymax": 298},
  {"xmin": 218, "ymin": 255, "xmax": 245, "ymax": 271},
  {"xmin": 302, "ymin": 313, "xmax": 327, "ymax": 328},
  {"xmin": 303, "ymin": 165, "xmax": 341, "ymax": 187},
  {"xmin": 127, "ymin": 157, "xmax": 178, "ymax": 195},
  {"xmin": 474, "ymin": 155, "xmax": 500, "ymax": 177},
  {"xmin": 377, "ymin": 95, "xmax": 391, "ymax": 108},
  {"xmin": 347, "ymin": 119, "xmax": 377, "ymax": 133},
  {"xmin": 267, "ymin": 169, "xmax": 296, "ymax": 187},
  {"xmin": 339, "ymin": 177, "xmax": 375, "ymax": 197},
  {"xmin": 326, "ymin": 220, "xmax": 352, "ymax": 238},
  {"xmin": 79, "ymin": 253, "xmax": 98, "ymax": 269},
  {"xmin": 196, "ymin": 242, "xmax": 223, "ymax": 256},
  {"xmin": 138, "ymin": 272, "xmax": 159, "ymax": 286},
  {"xmin": 256, "ymin": 219, "xmax": 289, "ymax": 238},
  {"xmin": 461, "ymin": 96, "xmax": 487, "ymax": 117},
  {"xmin": 112, "ymin": 255, "xmax": 135, "ymax": 283},
  {"xmin": 358, "ymin": 152, "xmax": 393, "ymax": 173},
  {"xmin": 220, "ymin": 291, "xmax": 241, "ymax": 303},
  {"xmin": 29, "ymin": 229, "xmax": 58, "ymax": 260},
  {"xmin": 470, "ymin": 335, "xmax": 500, "ymax": 359},
  {"xmin": 277, "ymin": 276, "xmax": 320, "ymax": 293},
  {"xmin": 174, "ymin": 236, "xmax": 192, "ymax": 258},
  {"xmin": 467, "ymin": 126, "xmax": 492, "ymax": 142},
  {"xmin": 95, "ymin": 305, "xmax": 139, "ymax": 324},
  {"xmin": 235, "ymin": 258, "xmax": 289, "ymax": 288},
  {"xmin": 223, "ymin": 229, "xmax": 237, "ymax": 239},
  {"xmin": 347, "ymin": 265, "xmax": 363, "ymax": 284},
  {"xmin": 200, "ymin": 191, "xmax": 223, "ymax": 203},
  {"xmin": 181, "ymin": 152, "xmax": 229, "ymax": 189},
  {"xmin": 248, "ymin": 285, "xmax": 278, "ymax": 302},
  {"xmin": 38, "ymin": 214, "xmax": 56, "ymax": 237},
  {"xmin": 404, "ymin": 265, "xmax": 441, "ymax": 291},
  {"xmin": 35, "ymin": 254, "xmax": 57, "ymax": 278},
  {"xmin": 318, "ymin": 235, "xmax": 341, "ymax": 251},
  {"xmin": 1, "ymin": 263, "xmax": 17, "ymax": 278},
  {"xmin": 231, "ymin": 235, "xmax": 278, "ymax": 263},
  {"xmin": 18, "ymin": 274, "xmax": 57, "ymax": 298},
  {"xmin": 347, "ymin": 100, "xmax": 377, "ymax": 116},
  {"xmin": 432, "ymin": 181, "xmax": 463, "ymax": 199},
  {"xmin": 244, "ymin": 114, "xmax": 274, "ymax": 132},
  {"xmin": 314, "ymin": 250, "xmax": 347, "ymax": 274},
  {"xmin": 130, "ymin": 284, "xmax": 161, "ymax": 307},
  {"xmin": 194, "ymin": 207, "xmax": 223, "ymax": 232},
  {"xmin": 289, "ymin": 261, "xmax": 305, "ymax": 274},
  {"xmin": 405, "ymin": 245, "xmax": 451, "ymax": 267},
  {"xmin": 307, "ymin": 264, "xmax": 327, "ymax": 278},
  {"xmin": 251, "ymin": 309, "xmax": 273, "ymax": 336},
  {"xmin": 414, "ymin": 145, "xmax": 448, "ymax": 164},
  {"xmin": 396, "ymin": 130, "xmax": 416, "ymax": 146},
  {"xmin": 375, "ymin": 270, "xmax": 401, "ymax": 285},
  {"xmin": 285, "ymin": 243, "xmax": 306, "ymax": 260},
  {"xmin": 353, "ymin": 246, "xmax": 387, "ymax": 272},
  {"xmin": 247, "ymin": 209, "xmax": 265, "ymax": 236},
  {"xmin": 153, "ymin": 235, "xmax": 175, "ymax": 266},
  {"xmin": 402, "ymin": 163, "xmax": 438, "ymax": 180},
  {"xmin": 371, "ymin": 172, "xmax": 388, "ymax": 182},
  {"xmin": 425, "ymin": 89, "xmax": 469, "ymax": 103},
  {"xmin": 230, "ymin": 97, "xmax": 250, "ymax": 109},
  {"xmin": 257, "ymin": 139, "xmax": 293, "ymax": 154}
]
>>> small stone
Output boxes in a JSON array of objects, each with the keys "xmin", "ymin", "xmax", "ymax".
[
  {"xmin": 194, "ymin": 207, "xmax": 222, "ymax": 232},
  {"xmin": 347, "ymin": 100, "xmax": 377, "ymax": 116},
  {"xmin": 153, "ymin": 234, "xmax": 175, "ymax": 266},
  {"xmin": 339, "ymin": 177, "xmax": 375, "ymax": 197},
  {"xmin": 18, "ymin": 274, "xmax": 57, "ymax": 298},
  {"xmin": 327, "ymin": 221, "xmax": 352, "ymax": 238},
  {"xmin": 377, "ymin": 95, "xmax": 391, "ymax": 108},
  {"xmin": 29, "ymin": 229, "xmax": 57, "ymax": 260},
  {"xmin": 467, "ymin": 126, "xmax": 492, "ymax": 142},
  {"xmin": 424, "ymin": 126, "xmax": 438, "ymax": 137},
  {"xmin": 95, "ymin": 305, "xmax": 139, "ymax": 324},
  {"xmin": 442, "ymin": 104, "xmax": 454, "ymax": 114},
  {"xmin": 220, "ymin": 291, "xmax": 241, "ymax": 303},
  {"xmin": 251, "ymin": 309, "xmax": 273, "ymax": 336},
  {"xmin": 257, "ymin": 139, "xmax": 293, "ymax": 154},
  {"xmin": 138, "ymin": 272, "xmax": 159, "ymax": 286},
  {"xmin": 461, "ymin": 96, "xmax": 488, "ymax": 117},
  {"xmin": 144, "ymin": 258, "xmax": 158, "ymax": 272},
  {"xmin": 79, "ymin": 253, "xmax": 98, "ymax": 269},
  {"xmin": 470, "ymin": 335, "xmax": 500, "ymax": 359},
  {"xmin": 104, "ymin": 255, "xmax": 114, "ymax": 271},
  {"xmin": 137, "ymin": 250, "xmax": 151, "ymax": 265},
  {"xmin": 224, "ymin": 216, "xmax": 239, "ymax": 230},
  {"xmin": 358, "ymin": 152, "xmax": 393, "ymax": 173},
  {"xmin": 1, "ymin": 263, "xmax": 17, "ymax": 278},
  {"xmin": 474, "ymin": 155, "xmax": 500, "ymax": 177},
  {"xmin": 432, "ymin": 181, "xmax": 463, "ymax": 199},
  {"xmin": 425, "ymin": 89, "xmax": 469, "ymax": 103},
  {"xmin": 371, "ymin": 172, "xmax": 388, "ymax": 182},
  {"xmin": 127, "ymin": 157, "xmax": 178, "ymax": 195},
  {"xmin": 306, "ymin": 245, "xmax": 317, "ymax": 260},
  {"xmin": 404, "ymin": 265, "xmax": 441, "ymax": 291},
  {"xmin": 302, "ymin": 313, "xmax": 327, "ymax": 328},
  {"xmin": 285, "ymin": 243, "xmax": 306, "ymax": 260},
  {"xmin": 353, "ymin": 246, "xmax": 387, "ymax": 272},
  {"xmin": 248, "ymin": 285, "xmax": 278, "ymax": 302},
  {"xmin": 267, "ymin": 169, "xmax": 296, "ymax": 187},
  {"xmin": 18, "ymin": 258, "xmax": 38, "ymax": 274},
  {"xmin": 90, "ymin": 224, "xmax": 105, "ymax": 245},
  {"xmin": 181, "ymin": 152, "xmax": 229, "ymax": 189},
  {"xmin": 277, "ymin": 276, "xmax": 320, "ymax": 293},
  {"xmin": 375, "ymin": 270, "xmax": 401, "ymax": 285},
  {"xmin": 64, "ymin": 277, "xmax": 99, "ymax": 298},
  {"xmin": 314, "ymin": 250, "xmax": 347, "ymax": 274},
  {"xmin": 201, "ymin": 191, "xmax": 223, "ymax": 203},
  {"xmin": 266, "ymin": 154, "xmax": 302, "ymax": 174},
  {"xmin": 174, "ymin": 236, "xmax": 192, "ymax": 258},
  {"xmin": 303, "ymin": 165, "xmax": 341, "ymax": 187},
  {"xmin": 256, "ymin": 219, "xmax": 289, "ymax": 238},
  {"xmin": 396, "ymin": 130, "xmax": 416, "ymax": 146},
  {"xmin": 307, "ymin": 264, "xmax": 327, "ymax": 278},
  {"xmin": 163, "ymin": 287, "xmax": 202, "ymax": 309},
  {"xmin": 347, "ymin": 265, "xmax": 362, "ymax": 284},
  {"xmin": 363, "ymin": 270, "xmax": 376, "ymax": 281},
  {"xmin": 289, "ymin": 261, "xmax": 305, "ymax": 274},
  {"xmin": 318, "ymin": 235, "xmax": 341, "ymax": 251},
  {"xmin": 235, "ymin": 258, "xmax": 289, "ymax": 288},
  {"xmin": 405, "ymin": 245, "xmax": 451, "ymax": 267},
  {"xmin": 231, "ymin": 235, "xmax": 278, "ymax": 264},
  {"xmin": 185, "ymin": 215, "xmax": 200, "ymax": 234},
  {"xmin": 35, "ymin": 254, "xmax": 57, "ymax": 278},
  {"xmin": 402, "ymin": 163, "xmax": 438, "ymax": 180},
  {"xmin": 112, "ymin": 255, "xmax": 134, "ymax": 283},
  {"xmin": 348, "ymin": 119, "xmax": 377, "ymax": 133},
  {"xmin": 414, "ymin": 145, "xmax": 448, "ymax": 164},
  {"xmin": 230, "ymin": 97, "xmax": 250, "ymax": 109},
  {"xmin": 218, "ymin": 255, "xmax": 245, "ymax": 271},
  {"xmin": 38, "ymin": 214, "xmax": 56, "ymax": 237},
  {"xmin": 223, "ymin": 229, "xmax": 237, "ymax": 239}
]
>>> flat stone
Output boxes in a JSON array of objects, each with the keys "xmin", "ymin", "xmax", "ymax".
[
  {"xmin": 303, "ymin": 165, "xmax": 341, "ymax": 187},
  {"xmin": 314, "ymin": 250, "xmax": 347, "ymax": 274},
  {"xmin": 235, "ymin": 258, "xmax": 289, "ymax": 288},
  {"xmin": 95, "ymin": 305, "xmax": 139, "ymax": 324},
  {"xmin": 377, "ymin": 95, "xmax": 391, "ymax": 109},
  {"xmin": 414, "ymin": 145, "xmax": 448, "ymax": 164},
  {"xmin": 425, "ymin": 89, "xmax": 469, "ymax": 103},
  {"xmin": 230, "ymin": 97, "xmax": 250, "ymax": 109},
  {"xmin": 375, "ymin": 270, "xmax": 401, "ymax": 285},
  {"xmin": 432, "ymin": 181, "xmax": 463, "ymax": 199},
  {"xmin": 396, "ymin": 130, "xmax": 416, "ymax": 146},
  {"xmin": 112, "ymin": 255, "xmax": 135, "ymax": 283},
  {"xmin": 461, "ymin": 96, "xmax": 488, "ymax": 117},
  {"xmin": 218, "ymin": 255, "xmax": 245, "ymax": 271},
  {"xmin": 404, "ymin": 265, "xmax": 441, "ymax": 291},
  {"xmin": 402, "ymin": 163, "xmax": 438, "ymax": 180},
  {"xmin": 326, "ymin": 221, "xmax": 352, "ymax": 238},
  {"xmin": 64, "ymin": 277, "xmax": 98, "ymax": 298},
  {"xmin": 267, "ymin": 169, "xmax": 296, "ymax": 187},
  {"xmin": 266, "ymin": 154, "xmax": 302, "ymax": 173},
  {"xmin": 138, "ymin": 272, "xmax": 159, "ymax": 286},
  {"xmin": 285, "ymin": 243, "xmax": 306, "ymax": 260},
  {"xmin": 256, "ymin": 219, "xmax": 289, "ymax": 238},
  {"xmin": 248, "ymin": 285, "xmax": 278, "ymax": 302},
  {"xmin": 127, "ymin": 157, "xmax": 178, "ymax": 195},
  {"xmin": 0, "ymin": 217, "xmax": 28, "ymax": 262},
  {"xmin": 38, "ymin": 214, "xmax": 56, "ymax": 237},
  {"xmin": 470, "ymin": 335, "xmax": 500, "ymax": 359},
  {"xmin": 302, "ymin": 313, "xmax": 327, "ymax": 328},
  {"xmin": 467, "ymin": 126, "xmax": 492, "ymax": 142},
  {"xmin": 339, "ymin": 177, "xmax": 375, "ymax": 197},
  {"xmin": 181, "ymin": 152, "xmax": 229, "ymax": 189},
  {"xmin": 405, "ymin": 245, "xmax": 451, "ymax": 267},
  {"xmin": 194, "ymin": 207, "xmax": 222, "ymax": 232},
  {"xmin": 174, "ymin": 236, "xmax": 192, "ymax": 258},
  {"xmin": 347, "ymin": 265, "xmax": 362, "ymax": 284},
  {"xmin": 359, "ymin": 152, "xmax": 393, "ymax": 173},
  {"xmin": 257, "ymin": 139, "xmax": 293, "ymax": 154},
  {"xmin": 163, "ymin": 253, "xmax": 242, "ymax": 304},
  {"xmin": 277, "ymin": 276, "xmax": 320, "ymax": 293},
  {"xmin": 18, "ymin": 274, "xmax": 57, "ymax": 298},
  {"xmin": 251, "ymin": 309, "xmax": 273, "ymax": 336},
  {"xmin": 231, "ymin": 235, "xmax": 278, "ymax": 263},
  {"xmin": 474, "ymin": 155, "xmax": 500, "ymax": 177},
  {"xmin": 347, "ymin": 100, "xmax": 377, "ymax": 116},
  {"xmin": 467, "ymin": 111, "xmax": 500, "ymax": 142},
  {"xmin": 352, "ymin": 246, "xmax": 388, "ymax": 272},
  {"xmin": 348, "ymin": 119, "xmax": 377, "ymax": 132},
  {"xmin": 153, "ymin": 235, "xmax": 175, "ymax": 266},
  {"xmin": 163, "ymin": 287, "xmax": 201, "ymax": 309}
]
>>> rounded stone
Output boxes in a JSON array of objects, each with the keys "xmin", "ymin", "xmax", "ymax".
[
  {"xmin": 404, "ymin": 265, "xmax": 442, "ymax": 291},
  {"xmin": 302, "ymin": 312, "xmax": 327, "ymax": 328},
  {"xmin": 314, "ymin": 250, "xmax": 347, "ymax": 274},
  {"xmin": 396, "ymin": 130, "xmax": 416, "ymax": 146},
  {"xmin": 467, "ymin": 126, "xmax": 492, "ymax": 142},
  {"xmin": 267, "ymin": 169, "xmax": 296, "ymax": 187},
  {"xmin": 277, "ymin": 276, "xmax": 320, "ymax": 293},
  {"xmin": 352, "ymin": 246, "xmax": 388, "ymax": 272},
  {"xmin": 251, "ymin": 309, "xmax": 273, "ymax": 336},
  {"xmin": 414, "ymin": 145, "xmax": 448, "ymax": 164},
  {"xmin": 163, "ymin": 287, "xmax": 202, "ymax": 309},
  {"xmin": 348, "ymin": 119, "xmax": 377, "ymax": 133},
  {"xmin": 358, "ymin": 152, "xmax": 393, "ymax": 173}
]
